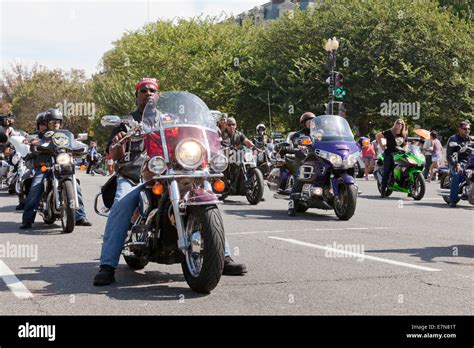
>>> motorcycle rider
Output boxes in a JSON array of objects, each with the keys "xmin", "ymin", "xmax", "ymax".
[
  {"xmin": 254, "ymin": 124, "xmax": 272, "ymax": 148},
  {"xmin": 217, "ymin": 113, "xmax": 228, "ymax": 137},
  {"xmin": 446, "ymin": 120, "xmax": 472, "ymax": 207},
  {"xmin": 221, "ymin": 117, "xmax": 255, "ymax": 149},
  {"xmin": 14, "ymin": 112, "xmax": 48, "ymax": 211},
  {"xmin": 375, "ymin": 119, "xmax": 408, "ymax": 198},
  {"xmin": 2, "ymin": 113, "xmax": 17, "ymax": 138},
  {"xmin": 287, "ymin": 112, "xmax": 315, "ymax": 217},
  {"xmin": 20, "ymin": 108, "xmax": 92, "ymax": 229},
  {"xmin": 93, "ymin": 81, "xmax": 247, "ymax": 286}
]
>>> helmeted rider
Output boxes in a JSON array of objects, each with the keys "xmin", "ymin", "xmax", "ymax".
[
  {"xmin": 254, "ymin": 124, "xmax": 272, "ymax": 149},
  {"xmin": 446, "ymin": 120, "xmax": 472, "ymax": 207},
  {"xmin": 93, "ymin": 79, "xmax": 247, "ymax": 286},
  {"xmin": 20, "ymin": 108, "xmax": 92, "ymax": 229}
]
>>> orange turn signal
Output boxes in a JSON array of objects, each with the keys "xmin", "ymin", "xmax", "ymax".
[
  {"xmin": 213, "ymin": 180, "xmax": 225, "ymax": 193},
  {"xmin": 40, "ymin": 165, "xmax": 48, "ymax": 173},
  {"xmin": 152, "ymin": 182, "xmax": 164, "ymax": 196},
  {"xmin": 300, "ymin": 138, "xmax": 312, "ymax": 145}
]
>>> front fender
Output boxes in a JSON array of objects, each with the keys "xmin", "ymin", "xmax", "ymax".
[
  {"xmin": 184, "ymin": 187, "xmax": 221, "ymax": 205},
  {"xmin": 331, "ymin": 173, "xmax": 355, "ymax": 196}
]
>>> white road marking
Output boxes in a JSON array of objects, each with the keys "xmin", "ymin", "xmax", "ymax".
[
  {"xmin": 268, "ymin": 236, "xmax": 442, "ymax": 272},
  {"xmin": 0, "ymin": 260, "xmax": 34, "ymax": 299},
  {"xmin": 227, "ymin": 227, "xmax": 389, "ymax": 235}
]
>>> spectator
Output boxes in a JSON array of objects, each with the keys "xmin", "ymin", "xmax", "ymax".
[
  {"xmin": 428, "ymin": 131, "xmax": 442, "ymax": 183},
  {"xmin": 361, "ymin": 138, "xmax": 375, "ymax": 180},
  {"xmin": 86, "ymin": 140, "xmax": 98, "ymax": 174},
  {"xmin": 422, "ymin": 135, "xmax": 433, "ymax": 179}
]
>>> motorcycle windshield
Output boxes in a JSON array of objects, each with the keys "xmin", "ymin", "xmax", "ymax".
[
  {"xmin": 142, "ymin": 91, "xmax": 222, "ymax": 163},
  {"xmin": 408, "ymin": 144, "xmax": 422, "ymax": 158},
  {"xmin": 39, "ymin": 130, "xmax": 76, "ymax": 151},
  {"xmin": 310, "ymin": 115, "xmax": 355, "ymax": 142}
]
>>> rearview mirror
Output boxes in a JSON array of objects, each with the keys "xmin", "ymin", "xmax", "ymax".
[
  {"xmin": 448, "ymin": 142, "xmax": 460, "ymax": 148},
  {"xmin": 76, "ymin": 133, "xmax": 88, "ymax": 141},
  {"xmin": 101, "ymin": 115, "xmax": 122, "ymax": 127}
]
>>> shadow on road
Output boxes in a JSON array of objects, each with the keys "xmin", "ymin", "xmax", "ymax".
[
  {"xmin": 13, "ymin": 262, "xmax": 207, "ymax": 301},
  {"xmin": 366, "ymin": 244, "xmax": 474, "ymax": 264},
  {"xmin": 0, "ymin": 221, "xmax": 65, "ymax": 235},
  {"xmin": 223, "ymin": 208, "xmax": 341, "ymax": 221},
  {"xmin": 0, "ymin": 204, "xmax": 18, "ymax": 213}
]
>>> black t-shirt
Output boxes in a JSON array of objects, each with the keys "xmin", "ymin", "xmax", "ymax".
[
  {"xmin": 383, "ymin": 129, "xmax": 406, "ymax": 154},
  {"xmin": 221, "ymin": 130, "xmax": 247, "ymax": 148}
]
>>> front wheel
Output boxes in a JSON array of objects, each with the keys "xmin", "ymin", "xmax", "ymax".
[
  {"xmin": 182, "ymin": 206, "xmax": 225, "ymax": 294},
  {"xmin": 410, "ymin": 172, "xmax": 425, "ymax": 201},
  {"xmin": 334, "ymin": 184, "xmax": 357, "ymax": 220},
  {"xmin": 440, "ymin": 173, "xmax": 456, "ymax": 204},
  {"xmin": 246, "ymin": 168, "xmax": 264, "ymax": 205},
  {"xmin": 60, "ymin": 180, "xmax": 76, "ymax": 233}
]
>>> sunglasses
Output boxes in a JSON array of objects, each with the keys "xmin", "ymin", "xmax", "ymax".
[
  {"xmin": 461, "ymin": 127, "xmax": 471, "ymax": 131},
  {"xmin": 48, "ymin": 120, "xmax": 61, "ymax": 124},
  {"xmin": 227, "ymin": 124, "xmax": 237, "ymax": 127},
  {"xmin": 139, "ymin": 88, "xmax": 157, "ymax": 94}
]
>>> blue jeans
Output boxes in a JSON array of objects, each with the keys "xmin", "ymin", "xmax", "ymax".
[
  {"xmin": 449, "ymin": 167, "xmax": 461, "ymax": 204},
  {"xmin": 100, "ymin": 184, "xmax": 231, "ymax": 268},
  {"xmin": 115, "ymin": 176, "xmax": 137, "ymax": 204},
  {"xmin": 22, "ymin": 172, "xmax": 87, "ymax": 224}
]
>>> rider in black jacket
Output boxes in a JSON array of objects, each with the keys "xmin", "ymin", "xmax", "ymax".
[
  {"xmin": 446, "ymin": 120, "xmax": 471, "ymax": 207},
  {"xmin": 287, "ymin": 112, "xmax": 316, "ymax": 217}
]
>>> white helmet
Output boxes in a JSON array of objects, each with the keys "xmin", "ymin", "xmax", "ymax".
[{"xmin": 256, "ymin": 124, "xmax": 266, "ymax": 132}]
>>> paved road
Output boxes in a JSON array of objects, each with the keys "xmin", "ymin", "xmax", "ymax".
[{"xmin": 0, "ymin": 172, "xmax": 472, "ymax": 315}]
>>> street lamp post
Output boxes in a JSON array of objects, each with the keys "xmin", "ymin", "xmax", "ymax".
[{"xmin": 324, "ymin": 37, "xmax": 339, "ymax": 115}]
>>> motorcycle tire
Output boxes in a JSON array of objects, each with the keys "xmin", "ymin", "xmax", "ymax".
[
  {"xmin": 376, "ymin": 180, "xmax": 393, "ymax": 197},
  {"xmin": 246, "ymin": 168, "xmax": 264, "ymax": 205},
  {"xmin": 440, "ymin": 172, "xmax": 458, "ymax": 205},
  {"xmin": 354, "ymin": 162, "xmax": 364, "ymax": 178},
  {"xmin": 60, "ymin": 180, "xmax": 76, "ymax": 233},
  {"xmin": 334, "ymin": 184, "xmax": 357, "ymax": 221},
  {"xmin": 410, "ymin": 172, "xmax": 425, "ymax": 201},
  {"xmin": 182, "ymin": 206, "xmax": 225, "ymax": 294}
]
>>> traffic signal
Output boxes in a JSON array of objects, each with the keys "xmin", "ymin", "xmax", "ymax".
[{"xmin": 334, "ymin": 72, "xmax": 346, "ymax": 100}]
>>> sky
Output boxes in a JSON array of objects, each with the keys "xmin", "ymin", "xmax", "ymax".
[{"xmin": 0, "ymin": 0, "xmax": 266, "ymax": 77}]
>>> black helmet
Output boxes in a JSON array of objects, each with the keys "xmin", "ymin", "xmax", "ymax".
[
  {"xmin": 44, "ymin": 108, "xmax": 63, "ymax": 124},
  {"xmin": 35, "ymin": 112, "xmax": 46, "ymax": 130},
  {"xmin": 300, "ymin": 112, "xmax": 315, "ymax": 126}
]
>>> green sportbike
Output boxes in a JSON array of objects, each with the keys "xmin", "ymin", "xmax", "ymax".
[{"xmin": 374, "ymin": 145, "xmax": 426, "ymax": 200}]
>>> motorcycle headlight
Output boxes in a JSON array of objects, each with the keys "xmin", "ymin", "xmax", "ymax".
[
  {"xmin": 148, "ymin": 156, "xmax": 167, "ymax": 174},
  {"xmin": 210, "ymin": 154, "xmax": 228, "ymax": 172},
  {"xmin": 244, "ymin": 151, "xmax": 254, "ymax": 163},
  {"xmin": 328, "ymin": 153, "xmax": 343, "ymax": 167},
  {"xmin": 345, "ymin": 152, "xmax": 360, "ymax": 167},
  {"xmin": 176, "ymin": 140, "xmax": 204, "ymax": 170},
  {"xmin": 56, "ymin": 153, "xmax": 72, "ymax": 165}
]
